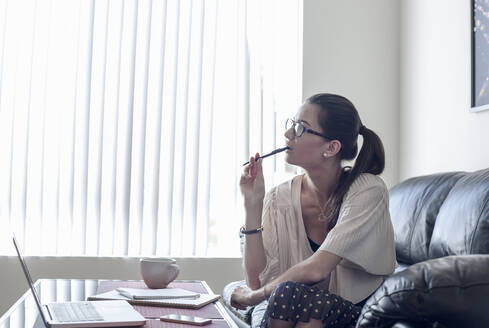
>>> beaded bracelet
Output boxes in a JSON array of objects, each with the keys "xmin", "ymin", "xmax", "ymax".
[{"xmin": 239, "ymin": 225, "xmax": 264, "ymax": 235}]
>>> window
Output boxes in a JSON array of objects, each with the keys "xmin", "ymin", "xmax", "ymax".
[{"xmin": 0, "ymin": 0, "xmax": 302, "ymax": 256}]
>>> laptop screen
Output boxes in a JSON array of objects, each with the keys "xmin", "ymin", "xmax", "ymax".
[{"xmin": 12, "ymin": 236, "xmax": 50, "ymax": 328}]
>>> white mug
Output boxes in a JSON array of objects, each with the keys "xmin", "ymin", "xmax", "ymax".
[{"xmin": 140, "ymin": 258, "xmax": 180, "ymax": 289}]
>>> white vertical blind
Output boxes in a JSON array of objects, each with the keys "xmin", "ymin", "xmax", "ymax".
[{"xmin": 0, "ymin": 0, "xmax": 302, "ymax": 257}]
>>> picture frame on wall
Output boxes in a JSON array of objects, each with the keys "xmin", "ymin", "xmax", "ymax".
[{"xmin": 471, "ymin": 0, "xmax": 489, "ymax": 112}]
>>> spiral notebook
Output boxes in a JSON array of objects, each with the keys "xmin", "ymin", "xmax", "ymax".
[{"xmin": 87, "ymin": 290, "xmax": 220, "ymax": 309}]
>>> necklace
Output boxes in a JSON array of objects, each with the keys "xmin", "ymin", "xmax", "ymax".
[
  {"xmin": 317, "ymin": 205, "xmax": 328, "ymax": 222},
  {"xmin": 313, "ymin": 191, "xmax": 329, "ymax": 222},
  {"xmin": 304, "ymin": 174, "xmax": 333, "ymax": 222}
]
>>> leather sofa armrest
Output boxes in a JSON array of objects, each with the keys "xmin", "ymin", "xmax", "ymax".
[{"xmin": 356, "ymin": 255, "xmax": 489, "ymax": 328}]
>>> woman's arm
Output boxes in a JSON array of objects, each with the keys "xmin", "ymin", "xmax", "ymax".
[
  {"xmin": 231, "ymin": 250, "xmax": 341, "ymax": 309},
  {"xmin": 242, "ymin": 203, "xmax": 267, "ymax": 290},
  {"xmin": 240, "ymin": 154, "xmax": 267, "ymax": 290}
]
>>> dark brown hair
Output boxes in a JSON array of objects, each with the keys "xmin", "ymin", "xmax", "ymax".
[{"xmin": 307, "ymin": 93, "xmax": 385, "ymax": 229}]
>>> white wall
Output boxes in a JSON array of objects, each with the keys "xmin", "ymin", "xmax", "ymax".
[
  {"xmin": 0, "ymin": 256, "xmax": 243, "ymax": 318},
  {"xmin": 303, "ymin": 0, "xmax": 400, "ymax": 187},
  {"xmin": 400, "ymin": 0, "xmax": 489, "ymax": 179}
]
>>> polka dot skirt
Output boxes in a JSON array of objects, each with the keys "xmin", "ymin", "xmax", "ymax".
[{"xmin": 259, "ymin": 281, "xmax": 361, "ymax": 328}]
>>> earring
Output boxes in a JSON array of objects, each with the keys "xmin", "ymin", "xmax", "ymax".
[{"xmin": 322, "ymin": 152, "xmax": 328, "ymax": 158}]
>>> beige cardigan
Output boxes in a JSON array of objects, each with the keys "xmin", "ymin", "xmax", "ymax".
[{"xmin": 255, "ymin": 173, "xmax": 396, "ymax": 304}]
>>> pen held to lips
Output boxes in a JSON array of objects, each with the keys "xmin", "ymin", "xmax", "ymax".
[{"xmin": 242, "ymin": 146, "xmax": 290, "ymax": 166}]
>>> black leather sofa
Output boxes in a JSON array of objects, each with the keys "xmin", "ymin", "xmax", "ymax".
[{"xmin": 222, "ymin": 168, "xmax": 489, "ymax": 328}]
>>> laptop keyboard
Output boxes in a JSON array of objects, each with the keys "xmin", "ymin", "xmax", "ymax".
[{"xmin": 49, "ymin": 302, "xmax": 104, "ymax": 322}]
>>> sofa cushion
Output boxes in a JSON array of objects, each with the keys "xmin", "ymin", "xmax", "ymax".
[
  {"xmin": 429, "ymin": 168, "xmax": 489, "ymax": 258},
  {"xmin": 356, "ymin": 255, "xmax": 489, "ymax": 328},
  {"xmin": 389, "ymin": 172, "xmax": 464, "ymax": 264}
]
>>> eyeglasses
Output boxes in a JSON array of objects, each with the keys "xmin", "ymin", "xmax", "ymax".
[{"xmin": 285, "ymin": 118, "xmax": 332, "ymax": 140}]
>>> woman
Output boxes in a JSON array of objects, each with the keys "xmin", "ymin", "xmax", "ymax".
[{"xmin": 231, "ymin": 93, "xmax": 396, "ymax": 328}]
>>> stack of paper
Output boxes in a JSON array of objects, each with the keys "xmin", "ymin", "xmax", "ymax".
[
  {"xmin": 87, "ymin": 288, "xmax": 221, "ymax": 309},
  {"xmin": 116, "ymin": 287, "xmax": 200, "ymax": 300}
]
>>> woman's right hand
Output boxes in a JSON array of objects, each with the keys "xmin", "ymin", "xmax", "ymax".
[{"xmin": 240, "ymin": 153, "xmax": 265, "ymax": 206}]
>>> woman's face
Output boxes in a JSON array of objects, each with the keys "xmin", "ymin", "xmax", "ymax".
[{"xmin": 284, "ymin": 103, "xmax": 329, "ymax": 168}]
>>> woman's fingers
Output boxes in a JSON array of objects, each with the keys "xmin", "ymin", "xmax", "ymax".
[
  {"xmin": 243, "ymin": 158, "xmax": 251, "ymax": 174},
  {"xmin": 250, "ymin": 153, "xmax": 261, "ymax": 177},
  {"xmin": 242, "ymin": 156, "xmax": 254, "ymax": 179},
  {"xmin": 249, "ymin": 156, "xmax": 256, "ymax": 174},
  {"xmin": 230, "ymin": 287, "xmax": 247, "ymax": 310},
  {"xmin": 231, "ymin": 301, "xmax": 246, "ymax": 310},
  {"xmin": 241, "ymin": 152, "xmax": 262, "ymax": 183},
  {"xmin": 255, "ymin": 156, "xmax": 263, "ymax": 176},
  {"xmin": 232, "ymin": 303, "xmax": 247, "ymax": 310},
  {"xmin": 242, "ymin": 154, "xmax": 260, "ymax": 178}
]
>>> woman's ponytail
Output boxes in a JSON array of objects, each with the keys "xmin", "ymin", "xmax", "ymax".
[
  {"xmin": 306, "ymin": 93, "xmax": 386, "ymax": 230},
  {"xmin": 350, "ymin": 125, "xmax": 385, "ymax": 177},
  {"xmin": 324, "ymin": 126, "xmax": 385, "ymax": 230}
]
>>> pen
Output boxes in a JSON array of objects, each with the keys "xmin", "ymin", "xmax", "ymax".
[{"xmin": 242, "ymin": 146, "xmax": 290, "ymax": 166}]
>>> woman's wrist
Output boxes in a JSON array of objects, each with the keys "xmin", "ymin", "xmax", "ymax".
[
  {"xmin": 244, "ymin": 207, "xmax": 263, "ymax": 228},
  {"xmin": 250, "ymin": 285, "xmax": 268, "ymax": 304},
  {"xmin": 244, "ymin": 203, "xmax": 263, "ymax": 214}
]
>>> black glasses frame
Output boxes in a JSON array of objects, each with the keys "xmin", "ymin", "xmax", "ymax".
[{"xmin": 286, "ymin": 118, "xmax": 332, "ymax": 140}]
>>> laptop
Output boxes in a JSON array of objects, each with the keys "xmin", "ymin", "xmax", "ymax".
[{"xmin": 12, "ymin": 236, "xmax": 146, "ymax": 328}]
